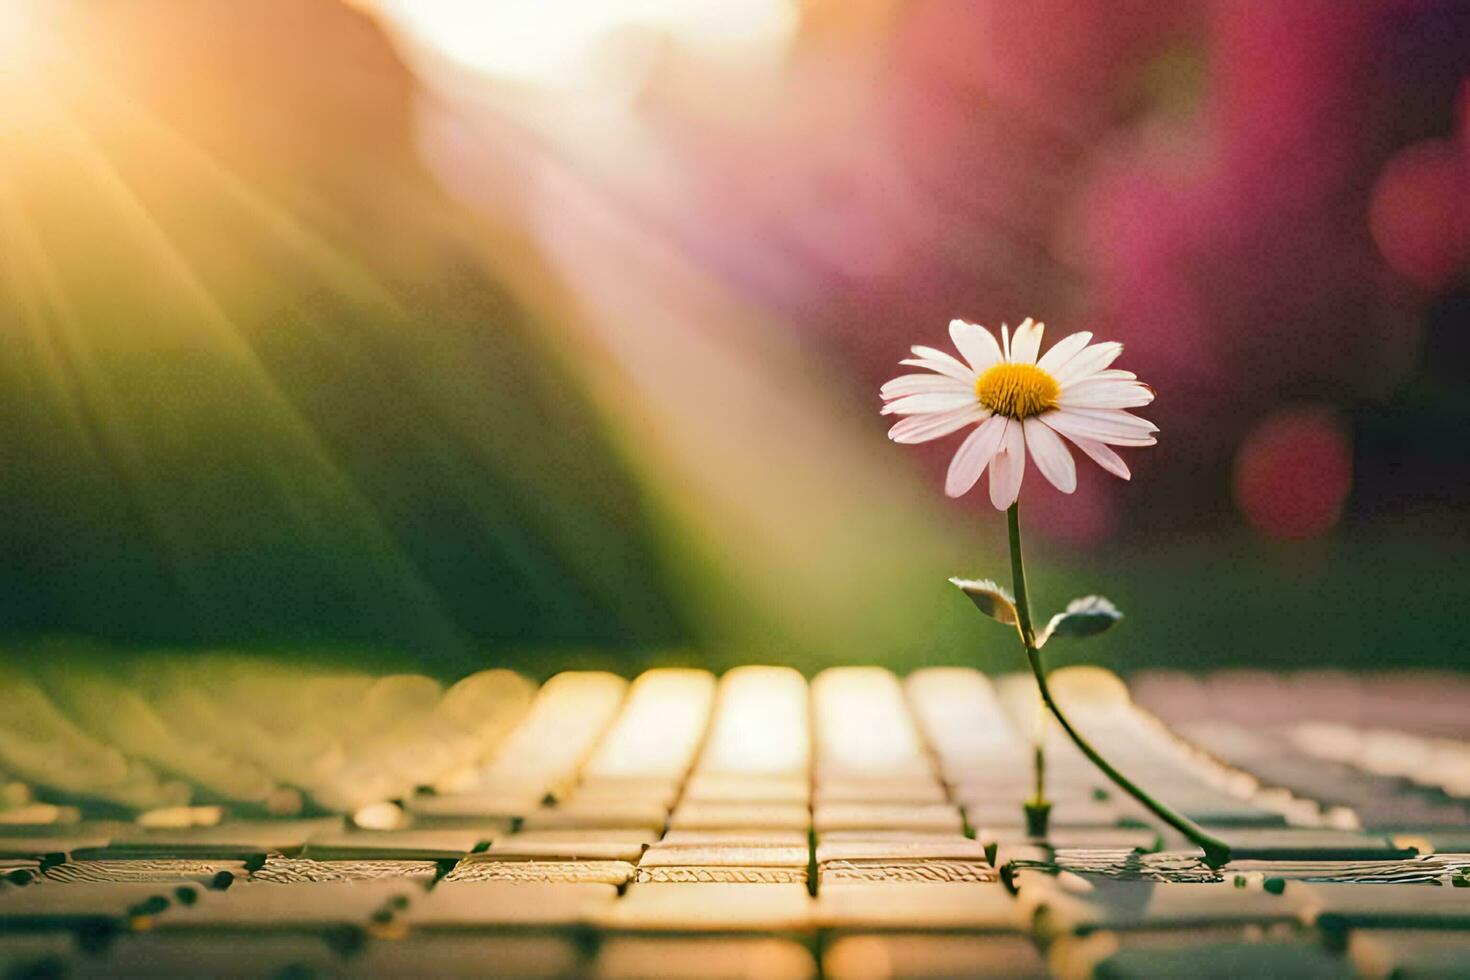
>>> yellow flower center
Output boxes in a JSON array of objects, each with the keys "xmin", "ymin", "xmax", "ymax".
[{"xmin": 975, "ymin": 363, "xmax": 1060, "ymax": 419}]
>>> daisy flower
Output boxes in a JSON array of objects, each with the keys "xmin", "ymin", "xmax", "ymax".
[
  {"xmin": 891, "ymin": 320, "xmax": 1230, "ymax": 864},
  {"xmin": 880, "ymin": 318, "xmax": 1156, "ymax": 509}
]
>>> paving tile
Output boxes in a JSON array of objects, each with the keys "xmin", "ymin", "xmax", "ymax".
[
  {"xmin": 1205, "ymin": 828, "xmax": 1418, "ymax": 861},
  {"xmin": 522, "ymin": 800, "xmax": 670, "ymax": 833},
  {"xmin": 635, "ymin": 866, "xmax": 808, "ymax": 884},
  {"xmin": 0, "ymin": 806, "xmax": 85, "ymax": 830},
  {"xmin": 1355, "ymin": 799, "xmax": 1470, "ymax": 829},
  {"xmin": 1348, "ymin": 928, "xmax": 1470, "ymax": 978},
  {"xmin": 599, "ymin": 883, "xmax": 812, "ymax": 932},
  {"xmin": 979, "ymin": 826, "xmax": 1162, "ymax": 856},
  {"xmin": 581, "ymin": 670, "xmax": 716, "ymax": 783},
  {"xmin": 486, "ymin": 829, "xmax": 656, "ymax": 863},
  {"xmin": 302, "ymin": 829, "xmax": 490, "ymax": 861},
  {"xmin": 951, "ymin": 782, "xmax": 1102, "ymax": 807},
  {"xmin": 76, "ymin": 934, "xmax": 342, "ymax": 978},
  {"xmin": 1013, "ymin": 872, "xmax": 1308, "ymax": 936},
  {"xmin": 669, "ymin": 803, "xmax": 810, "ymax": 832},
  {"xmin": 819, "ymin": 860, "xmax": 997, "ymax": 885},
  {"xmin": 660, "ymin": 830, "xmax": 809, "ymax": 848},
  {"xmin": 1216, "ymin": 857, "xmax": 1458, "ymax": 884},
  {"xmin": 444, "ymin": 859, "xmax": 637, "ymax": 885},
  {"xmin": 134, "ymin": 806, "xmax": 229, "ymax": 831},
  {"xmin": 80, "ymin": 820, "xmax": 343, "ymax": 861},
  {"xmin": 153, "ymin": 881, "xmax": 413, "ymax": 930},
  {"xmin": 0, "ymin": 882, "xmax": 203, "ymax": 928},
  {"xmin": 640, "ymin": 844, "xmax": 811, "ymax": 868},
  {"xmin": 0, "ymin": 830, "xmax": 117, "ymax": 865},
  {"xmin": 695, "ymin": 666, "xmax": 811, "ymax": 780},
  {"xmin": 636, "ymin": 840, "xmax": 810, "ymax": 882},
  {"xmin": 904, "ymin": 669, "xmax": 1032, "ymax": 781},
  {"xmin": 42, "ymin": 859, "xmax": 243, "ymax": 889},
  {"xmin": 964, "ymin": 799, "xmax": 1125, "ymax": 830},
  {"xmin": 815, "ymin": 838, "xmax": 986, "ymax": 863},
  {"xmin": 814, "ymin": 882, "xmax": 1020, "ymax": 931},
  {"xmin": 1158, "ymin": 794, "xmax": 1288, "ymax": 828},
  {"xmin": 1085, "ymin": 935, "xmax": 1352, "ymax": 980},
  {"xmin": 595, "ymin": 936, "xmax": 816, "ymax": 978},
  {"xmin": 1357, "ymin": 674, "xmax": 1470, "ymax": 739},
  {"xmin": 1128, "ymin": 671, "xmax": 1216, "ymax": 727},
  {"xmin": 813, "ymin": 804, "xmax": 963, "ymax": 835},
  {"xmin": 817, "ymin": 831, "xmax": 978, "ymax": 844},
  {"xmin": 250, "ymin": 857, "xmax": 440, "ymax": 884},
  {"xmin": 945, "ymin": 751, "xmax": 1098, "ymax": 776},
  {"xmin": 824, "ymin": 933, "xmax": 1048, "ymax": 979},
  {"xmin": 1300, "ymin": 882, "xmax": 1470, "ymax": 932},
  {"xmin": 451, "ymin": 671, "xmax": 627, "ymax": 802},
  {"xmin": 815, "ymin": 837, "xmax": 995, "ymax": 884},
  {"xmin": 814, "ymin": 780, "xmax": 949, "ymax": 805},
  {"xmin": 401, "ymin": 791, "xmax": 530, "ymax": 828},
  {"xmin": 683, "ymin": 775, "xmax": 810, "ymax": 805},
  {"xmin": 812, "ymin": 669, "xmax": 933, "ymax": 782},
  {"xmin": 572, "ymin": 778, "xmax": 683, "ymax": 809},
  {"xmin": 351, "ymin": 935, "xmax": 585, "ymax": 978},
  {"xmin": 402, "ymin": 881, "xmax": 616, "ymax": 929}
]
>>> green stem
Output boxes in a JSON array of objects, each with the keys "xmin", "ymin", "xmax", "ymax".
[
  {"xmin": 1006, "ymin": 502, "xmax": 1047, "ymax": 816},
  {"xmin": 1024, "ymin": 740, "xmax": 1051, "ymax": 837},
  {"xmin": 1005, "ymin": 502, "xmax": 1232, "ymax": 869},
  {"xmin": 1032, "ymin": 741, "xmax": 1046, "ymax": 806}
]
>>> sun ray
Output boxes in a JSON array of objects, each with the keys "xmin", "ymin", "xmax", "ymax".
[
  {"xmin": 0, "ymin": 161, "xmax": 210, "ymax": 615},
  {"xmin": 43, "ymin": 61, "xmax": 682, "ymax": 641},
  {"xmin": 3, "ymin": 63, "xmax": 470, "ymax": 653}
]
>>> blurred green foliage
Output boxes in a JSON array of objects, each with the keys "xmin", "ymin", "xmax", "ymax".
[{"xmin": 3, "ymin": 521, "xmax": 1462, "ymax": 680}]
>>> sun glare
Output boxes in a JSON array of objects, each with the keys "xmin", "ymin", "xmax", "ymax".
[
  {"xmin": 0, "ymin": 0, "xmax": 36, "ymax": 66},
  {"xmin": 363, "ymin": 0, "xmax": 798, "ymax": 94}
]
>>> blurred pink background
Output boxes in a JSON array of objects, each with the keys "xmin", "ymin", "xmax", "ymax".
[{"xmin": 1, "ymin": 0, "xmax": 1466, "ymax": 669}]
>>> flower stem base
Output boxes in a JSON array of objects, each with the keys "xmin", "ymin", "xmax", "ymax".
[
  {"xmin": 1201, "ymin": 839, "xmax": 1233, "ymax": 871},
  {"xmin": 1024, "ymin": 800, "xmax": 1052, "ymax": 838}
]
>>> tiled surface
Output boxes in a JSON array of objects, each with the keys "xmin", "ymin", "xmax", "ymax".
[{"xmin": 1, "ymin": 665, "xmax": 1469, "ymax": 976}]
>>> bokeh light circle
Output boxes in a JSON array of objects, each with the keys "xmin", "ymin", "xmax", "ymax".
[
  {"xmin": 1369, "ymin": 139, "xmax": 1470, "ymax": 291},
  {"xmin": 1233, "ymin": 407, "xmax": 1353, "ymax": 541}
]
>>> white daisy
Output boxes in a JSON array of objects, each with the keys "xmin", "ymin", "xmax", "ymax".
[{"xmin": 880, "ymin": 318, "xmax": 1156, "ymax": 509}]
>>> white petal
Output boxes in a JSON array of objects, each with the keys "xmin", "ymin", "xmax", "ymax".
[
  {"xmin": 1058, "ymin": 379, "xmax": 1155, "ymax": 409},
  {"xmin": 899, "ymin": 356, "xmax": 975, "ymax": 384},
  {"xmin": 947, "ymin": 320, "xmax": 1003, "ymax": 373},
  {"xmin": 905, "ymin": 345, "xmax": 976, "ymax": 382},
  {"xmin": 988, "ymin": 419, "xmax": 1027, "ymax": 510},
  {"xmin": 1066, "ymin": 406, "xmax": 1158, "ymax": 433},
  {"xmin": 1000, "ymin": 323, "xmax": 1011, "ymax": 361},
  {"xmin": 1009, "ymin": 318, "xmax": 1044, "ymax": 365},
  {"xmin": 888, "ymin": 405, "xmax": 989, "ymax": 444},
  {"xmin": 1024, "ymin": 418, "xmax": 1076, "ymax": 493},
  {"xmin": 944, "ymin": 414, "xmax": 1007, "ymax": 497},
  {"xmin": 1066, "ymin": 435, "xmax": 1132, "ymax": 480},
  {"xmin": 1035, "ymin": 331, "xmax": 1093, "ymax": 374},
  {"xmin": 1054, "ymin": 341, "xmax": 1124, "ymax": 384},
  {"xmin": 1040, "ymin": 408, "xmax": 1157, "ymax": 447},
  {"xmin": 881, "ymin": 392, "xmax": 978, "ymax": 416},
  {"xmin": 880, "ymin": 374, "xmax": 973, "ymax": 399}
]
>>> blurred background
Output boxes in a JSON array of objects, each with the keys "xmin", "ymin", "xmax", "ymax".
[{"xmin": 1, "ymin": 0, "xmax": 1466, "ymax": 680}]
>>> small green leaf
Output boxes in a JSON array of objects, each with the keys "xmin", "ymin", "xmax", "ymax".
[
  {"xmin": 949, "ymin": 577, "xmax": 1018, "ymax": 627},
  {"xmin": 1040, "ymin": 595, "xmax": 1122, "ymax": 644}
]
